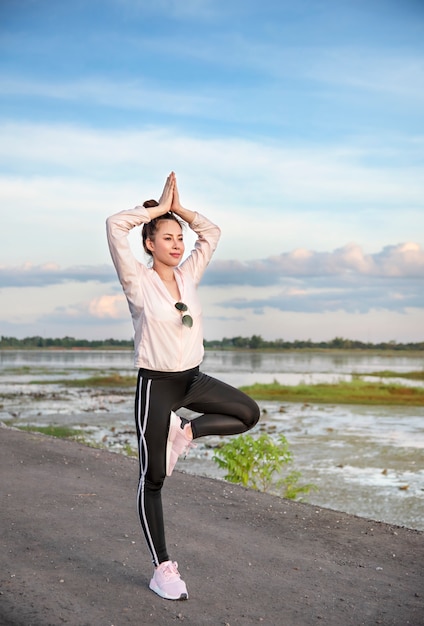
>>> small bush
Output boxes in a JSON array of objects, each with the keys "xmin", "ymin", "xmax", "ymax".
[{"xmin": 212, "ymin": 433, "xmax": 316, "ymax": 500}]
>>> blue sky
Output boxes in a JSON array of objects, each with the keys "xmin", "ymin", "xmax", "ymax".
[{"xmin": 1, "ymin": 0, "xmax": 423, "ymax": 343}]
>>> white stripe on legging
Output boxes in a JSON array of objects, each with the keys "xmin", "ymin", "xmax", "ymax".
[{"xmin": 135, "ymin": 376, "xmax": 159, "ymax": 566}]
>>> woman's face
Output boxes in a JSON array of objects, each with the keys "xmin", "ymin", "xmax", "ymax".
[{"xmin": 147, "ymin": 219, "xmax": 184, "ymax": 267}]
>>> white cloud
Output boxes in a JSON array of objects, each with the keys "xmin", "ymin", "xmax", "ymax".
[
  {"xmin": 3, "ymin": 241, "xmax": 423, "ymax": 289},
  {"xmin": 203, "ymin": 242, "xmax": 424, "ymax": 284},
  {"xmin": 88, "ymin": 294, "xmax": 127, "ymax": 319},
  {"xmin": 0, "ymin": 264, "xmax": 115, "ymax": 288},
  {"xmin": 0, "ymin": 280, "xmax": 132, "ymax": 338},
  {"xmin": 218, "ymin": 283, "xmax": 424, "ymax": 315},
  {"xmin": 0, "ymin": 240, "xmax": 422, "ymax": 345},
  {"xmin": 1, "ymin": 121, "xmax": 423, "ymax": 216},
  {"xmin": 0, "ymin": 76, "xmax": 215, "ymax": 116},
  {"xmin": 305, "ymin": 49, "xmax": 424, "ymax": 101},
  {"xmin": 203, "ymin": 307, "xmax": 424, "ymax": 344},
  {"xmin": 0, "ymin": 120, "xmax": 421, "ymax": 268}
]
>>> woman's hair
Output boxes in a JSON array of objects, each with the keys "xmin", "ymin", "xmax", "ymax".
[{"xmin": 142, "ymin": 199, "xmax": 183, "ymax": 256}]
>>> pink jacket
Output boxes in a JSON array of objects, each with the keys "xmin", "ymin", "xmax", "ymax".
[{"xmin": 106, "ymin": 206, "xmax": 221, "ymax": 371}]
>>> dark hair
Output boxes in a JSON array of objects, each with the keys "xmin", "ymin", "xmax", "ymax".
[{"xmin": 142, "ymin": 199, "xmax": 183, "ymax": 256}]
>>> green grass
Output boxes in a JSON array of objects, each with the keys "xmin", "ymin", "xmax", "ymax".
[
  {"xmin": 15, "ymin": 424, "xmax": 85, "ymax": 438},
  {"xmin": 24, "ymin": 371, "xmax": 424, "ymax": 405},
  {"xmin": 355, "ymin": 370, "xmax": 424, "ymax": 381},
  {"xmin": 122, "ymin": 443, "xmax": 138, "ymax": 457},
  {"xmin": 2, "ymin": 366, "xmax": 69, "ymax": 376},
  {"xmin": 240, "ymin": 379, "xmax": 424, "ymax": 406},
  {"xmin": 30, "ymin": 374, "xmax": 137, "ymax": 388}
]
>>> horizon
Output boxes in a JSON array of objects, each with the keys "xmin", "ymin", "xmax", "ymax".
[{"xmin": 1, "ymin": 334, "xmax": 423, "ymax": 348}]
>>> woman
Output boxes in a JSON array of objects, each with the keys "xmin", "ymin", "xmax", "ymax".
[{"xmin": 106, "ymin": 172, "xmax": 260, "ymax": 601}]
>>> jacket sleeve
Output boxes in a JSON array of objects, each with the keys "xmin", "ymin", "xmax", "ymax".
[
  {"xmin": 105, "ymin": 206, "xmax": 151, "ymax": 315},
  {"xmin": 180, "ymin": 213, "xmax": 221, "ymax": 285}
]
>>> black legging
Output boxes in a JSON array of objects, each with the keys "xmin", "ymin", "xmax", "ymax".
[{"xmin": 134, "ymin": 366, "xmax": 260, "ymax": 566}]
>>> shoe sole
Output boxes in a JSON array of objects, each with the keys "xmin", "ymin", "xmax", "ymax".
[
  {"xmin": 165, "ymin": 412, "xmax": 179, "ymax": 476},
  {"xmin": 149, "ymin": 580, "xmax": 188, "ymax": 601}
]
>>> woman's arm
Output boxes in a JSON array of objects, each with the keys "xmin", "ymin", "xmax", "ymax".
[
  {"xmin": 105, "ymin": 173, "xmax": 174, "ymax": 314},
  {"xmin": 168, "ymin": 173, "xmax": 221, "ymax": 282},
  {"xmin": 166, "ymin": 173, "xmax": 221, "ymax": 282},
  {"xmin": 105, "ymin": 205, "xmax": 150, "ymax": 316},
  {"xmin": 179, "ymin": 213, "xmax": 221, "ymax": 285}
]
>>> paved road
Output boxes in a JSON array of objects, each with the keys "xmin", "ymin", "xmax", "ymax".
[{"xmin": 1, "ymin": 425, "xmax": 423, "ymax": 625}]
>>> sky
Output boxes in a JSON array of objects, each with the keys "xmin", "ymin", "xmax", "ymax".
[{"xmin": 0, "ymin": 0, "xmax": 423, "ymax": 344}]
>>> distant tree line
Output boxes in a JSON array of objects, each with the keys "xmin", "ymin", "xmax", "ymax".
[
  {"xmin": 203, "ymin": 335, "xmax": 424, "ymax": 351},
  {"xmin": 0, "ymin": 336, "xmax": 133, "ymax": 349},
  {"xmin": 1, "ymin": 334, "xmax": 423, "ymax": 351}
]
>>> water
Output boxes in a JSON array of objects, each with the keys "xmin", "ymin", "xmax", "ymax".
[{"xmin": 1, "ymin": 349, "xmax": 423, "ymax": 530}]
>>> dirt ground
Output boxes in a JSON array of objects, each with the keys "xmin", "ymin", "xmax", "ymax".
[{"xmin": 1, "ymin": 424, "xmax": 423, "ymax": 626}]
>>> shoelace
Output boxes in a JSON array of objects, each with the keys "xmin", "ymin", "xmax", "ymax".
[
  {"xmin": 162, "ymin": 561, "xmax": 180, "ymax": 580},
  {"xmin": 182, "ymin": 439, "xmax": 197, "ymax": 459}
]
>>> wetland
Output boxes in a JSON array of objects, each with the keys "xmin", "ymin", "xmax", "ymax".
[{"xmin": 1, "ymin": 348, "xmax": 423, "ymax": 530}]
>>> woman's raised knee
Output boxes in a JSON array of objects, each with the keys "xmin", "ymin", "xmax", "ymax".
[{"xmin": 241, "ymin": 397, "xmax": 260, "ymax": 430}]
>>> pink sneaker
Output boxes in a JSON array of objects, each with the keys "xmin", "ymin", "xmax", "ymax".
[
  {"xmin": 166, "ymin": 411, "xmax": 196, "ymax": 477},
  {"xmin": 149, "ymin": 560, "xmax": 188, "ymax": 600}
]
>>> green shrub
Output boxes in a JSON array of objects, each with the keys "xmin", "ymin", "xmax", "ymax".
[{"xmin": 212, "ymin": 433, "xmax": 316, "ymax": 500}]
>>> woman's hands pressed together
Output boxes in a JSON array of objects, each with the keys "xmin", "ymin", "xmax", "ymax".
[
  {"xmin": 145, "ymin": 172, "xmax": 195, "ymax": 224},
  {"xmin": 170, "ymin": 173, "xmax": 195, "ymax": 224},
  {"xmin": 144, "ymin": 172, "xmax": 175, "ymax": 220}
]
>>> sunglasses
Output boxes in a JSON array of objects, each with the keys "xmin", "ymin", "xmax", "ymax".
[{"xmin": 175, "ymin": 302, "xmax": 193, "ymax": 328}]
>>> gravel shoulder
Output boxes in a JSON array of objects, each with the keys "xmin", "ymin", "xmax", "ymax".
[{"xmin": 1, "ymin": 425, "xmax": 423, "ymax": 626}]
